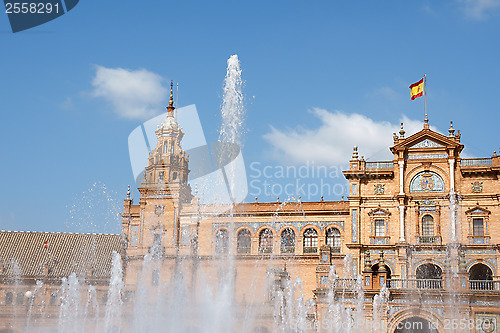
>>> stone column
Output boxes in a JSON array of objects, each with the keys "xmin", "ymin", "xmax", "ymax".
[
  {"xmin": 399, "ymin": 160, "xmax": 404, "ymax": 195},
  {"xmin": 398, "ymin": 160, "xmax": 405, "ymax": 242},
  {"xmin": 449, "ymin": 158, "xmax": 457, "ymax": 242},
  {"xmin": 399, "ymin": 205, "xmax": 405, "ymax": 242}
]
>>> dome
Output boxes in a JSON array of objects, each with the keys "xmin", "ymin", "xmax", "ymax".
[{"xmin": 161, "ymin": 115, "xmax": 179, "ymax": 131}]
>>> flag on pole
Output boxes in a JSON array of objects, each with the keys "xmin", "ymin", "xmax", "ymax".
[
  {"xmin": 409, "ymin": 78, "xmax": 424, "ymax": 100},
  {"xmin": 43, "ymin": 240, "xmax": 49, "ymax": 249}
]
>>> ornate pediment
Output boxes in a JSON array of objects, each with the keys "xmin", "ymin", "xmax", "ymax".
[
  {"xmin": 391, "ymin": 127, "xmax": 464, "ymax": 155},
  {"xmin": 465, "ymin": 206, "xmax": 491, "ymax": 215},
  {"xmin": 409, "ymin": 139, "xmax": 444, "ymax": 149},
  {"xmin": 368, "ymin": 208, "xmax": 391, "ymax": 216}
]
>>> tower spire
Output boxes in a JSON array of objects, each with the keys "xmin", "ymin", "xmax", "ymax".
[{"xmin": 167, "ymin": 80, "xmax": 175, "ymax": 117}]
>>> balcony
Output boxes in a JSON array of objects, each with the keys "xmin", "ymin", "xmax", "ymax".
[
  {"xmin": 280, "ymin": 246, "xmax": 295, "ymax": 254},
  {"xmin": 259, "ymin": 246, "xmax": 273, "ymax": 254},
  {"xmin": 389, "ymin": 279, "xmax": 443, "ymax": 290},
  {"xmin": 328, "ymin": 278, "xmax": 500, "ymax": 292},
  {"xmin": 417, "ymin": 236, "xmax": 441, "ymax": 244},
  {"xmin": 469, "ymin": 280, "xmax": 500, "ymax": 290},
  {"xmin": 237, "ymin": 247, "xmax": 251, "ymax": 254},
  {"xmin": 303, "ymin": 247, "xmax": 318, "ymax": 254},
  {"xmin": 331, "ymin": 247, "xmax": 341, "ymax": 253},
  {"xmin": 460, "ymin": 158, "xmax": 492, "ymax": 167},
  {"xmin": 365, "ymin": 161, "xmax": 394, "ymax": 169},
  {"xmin": 332, "ymin": 278, "xmax": 359, "ymax": 289}
]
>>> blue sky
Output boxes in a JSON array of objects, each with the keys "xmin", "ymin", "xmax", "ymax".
[{"xmin": 1, "ymin": 1, "xmax": 499, "ymax": 233}]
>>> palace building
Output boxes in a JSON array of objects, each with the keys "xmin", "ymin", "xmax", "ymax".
[{"xmin": 1, "ymin": 89, "xmax": 500, "ymax": 332}]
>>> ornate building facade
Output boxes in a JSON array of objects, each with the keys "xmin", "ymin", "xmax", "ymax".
[{"xmin": 1, "ymin": 90, "xmax": 500, "ymax": 332}]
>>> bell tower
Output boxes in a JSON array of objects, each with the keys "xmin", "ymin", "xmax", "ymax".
[
  {"xmin": 123, "ymin": 82, "xmax": 192, "ymax": 264},
  {"xmin": 142, "ymin": 81, "xmax": 192, "ymax": 204}
]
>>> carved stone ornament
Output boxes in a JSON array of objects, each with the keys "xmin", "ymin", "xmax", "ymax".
[
  {"xmin": 154, "ymin": 204, "xmax": 164, "ymax": 216},
  {"xmin": 472, "ymin": 181, "xmax": 483, "ymax": 193},
  {"xmin": 374, "ymin": 184, "xmax": 385, "ymax": 195}
]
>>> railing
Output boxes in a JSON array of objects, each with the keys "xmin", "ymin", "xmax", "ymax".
[
  {"xmin": 303, "ymin": 247, "xmax": 318, "ymax": 254},
  {"xmin": 469, "ymin": 280, "xmax": 500, "ymax": 290},
  {"xmin": 365, "ymin": 161, "xmax": 394, "ymax": 169},
  {"xmin": 237, "ymin": 247, "xmax": 251, "ymax": 254},
  {"xmin": 329, "ymin": 279, "xmax": 500, "ymax": 292},
  {"xmin": 331, "ymin": 247, "xmax": 341, "ymax": 253},
  {"xmin": 259, "ymin": 246, "xmax": 273, "ymax": 254},
  {"xmin": 332, "ymin": 278, "xmax": 358, "ymax": 289},
  {"xmin": 418, "ymin": 236, "xmax": 441, "ymax": 244},
  {"xmin": 280, "ymin": 246, "xmax": 295, "ymax": 254},
  {"xmin": 388, "ymin": 279, "xmax": 443, "ymax": 290},
  {"xmin": 460, "ymin": 158, "xmax": 492, "ymax": 167}
]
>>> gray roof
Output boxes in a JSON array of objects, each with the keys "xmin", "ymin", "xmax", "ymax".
[{"xmin": 0, "ymin": 231, "xmax": 123, "ymax": 282}]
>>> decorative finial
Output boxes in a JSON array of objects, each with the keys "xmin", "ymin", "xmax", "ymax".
[
  {"xmin": 298, "ymin": 196, "xmax": 301, "ymax": 203},
  {"xmin": 378, "ymin": 250, "xmax": 387, "ymax": 273},
  {"xmin": 448, "ymin": 121, "xmax": 455, "ymax": 137},
  {"xmin": 167, "ymin": 81, "xmax": 175, "ymax": 117},
  {"xmin": 127, "ymin": 185, "xmax": 130, "ymax": 200},
  {"xmin": 255, "ymin": 197, "xmax": 258, "ymax": 203},
  {"xmin": 320, "ymin": 196, "xmax": 324, "ymax": 202},
  {"xmin": 276, "ymin": 197, "xmax": 280, "ymax": 203},
  {"xmin": 352, "ymin": 146, "xmax": 358, "ymax": 159},
  {"xmin": 169, "ymin": 81, "xmax": 174, "ymax": 107},
  {"xmin": 424, "ymin": 114, "xmax": 429, "ymax": 129},
  {"xmin": 399, "ymin": 122, "xmax": 405, "ymax": 138},
  {"xmin": 364, "ymin": 250, "xmax": 372, "ymax": 272}
]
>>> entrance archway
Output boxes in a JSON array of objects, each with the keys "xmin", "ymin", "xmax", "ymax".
[{"xmin": 394, "ymin": 316, "xmax": 438, "ymax": 333}]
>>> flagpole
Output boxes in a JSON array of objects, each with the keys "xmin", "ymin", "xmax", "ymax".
[{"xmin": 424, "ymin": 74, "xmax": 428, "ymax": 124}]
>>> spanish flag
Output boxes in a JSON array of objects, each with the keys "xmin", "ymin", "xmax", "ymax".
[{"xmin": 409, "ymin": 78, "xmax": 424, "ymax": 100}]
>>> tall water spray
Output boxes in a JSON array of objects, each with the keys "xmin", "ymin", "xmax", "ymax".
[{"xmin": 219, "ymin": 54, "xmax": 245, "ymax": 146}]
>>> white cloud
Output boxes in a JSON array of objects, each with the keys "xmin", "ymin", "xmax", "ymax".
[
  {"xmin": 263, "ymin": 109, "xmax": 432, "ymax": 166},
  {"xmin": 458, "ymin": 0, "xmax": 500, "ymax": 19},
  {"xmin": 91, "ymin": 65, "xmax": 168, "ymax": 120}
]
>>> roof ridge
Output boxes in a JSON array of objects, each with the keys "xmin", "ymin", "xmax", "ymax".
[{"xmin": 0, "ymin": 230, "xmax": 120, "ymax": 236}]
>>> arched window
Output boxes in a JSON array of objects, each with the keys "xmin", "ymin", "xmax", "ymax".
[
  {"xmin": 303, "ymin": 228, "xmax": 318, "ymax": 253},
  {"xmin": 280, "ymin": 228, "xmax": 295, "ymax": 254},
  {"xmin": 416, "ymin": 263, "xmax": 442, "ymax": 289},
  {"xmin": 421, "ymin": 215, "xmax": 434, "ymax": 237},
  {"xmin": 326, "ymin": 228, "xmax": 341, "ymax": 251},
  {"xmin": 16, "ymin": 292, "xmax": 24, "ymax": 305},
  {"xmin": 237, "ymin": 229, "xmax": 251, "ymax": 254},
  {"xmin": 469, "ymin": 263, "xmax": 493, "ymax": 290},
  {"xmin": 215, "ymin": 229, "xmax": 229, "ymax": 254},
  {"xmin": 5, "ymin": 292, "xmax": 13, "ymax": 305},
  {"xmin": 259, "ymin": 229, "xmax": 273, "ymax": 254}
]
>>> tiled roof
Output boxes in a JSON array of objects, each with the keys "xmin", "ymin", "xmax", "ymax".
[{"xmin": 0, "ymin": 231, "xmax": 123, "ymax": 280}]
